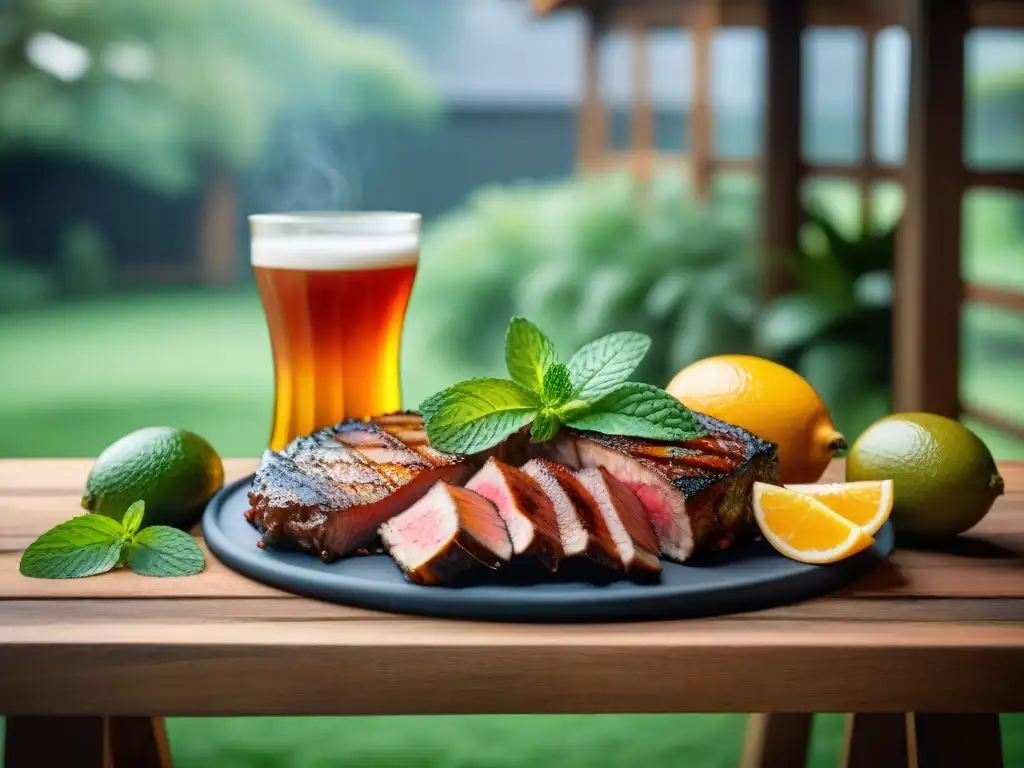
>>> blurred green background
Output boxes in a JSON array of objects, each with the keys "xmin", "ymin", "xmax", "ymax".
[{"xmin": 0, "ymin": 1, "xmax": 1021, "ymax": 765}]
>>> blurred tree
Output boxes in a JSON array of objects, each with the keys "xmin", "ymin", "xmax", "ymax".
[
  {"xmin": 0, "ymin": 0, "xmax": 439, "ymax": 195},
  {"xmin": 404, "ymin": 172, "xmax": 759, "ymax": 405}
]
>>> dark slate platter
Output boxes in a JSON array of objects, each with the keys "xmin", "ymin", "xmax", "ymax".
[{"xmin": 203, "ymin": 474, "xmax": 894, "ymax": 624}]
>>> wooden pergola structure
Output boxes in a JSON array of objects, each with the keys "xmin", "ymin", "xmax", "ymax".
[{"xmin": 533, "ymin": 0, "xmax": 1024, "ymax": 442}]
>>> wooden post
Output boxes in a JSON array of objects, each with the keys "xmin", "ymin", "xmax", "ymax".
[
  {"xmin": 860, "ymin": 26, "xmax": 877, "ymax": 232},
  {"xmin": 893, "ymin": 0, "xmax": 968, "ymax": 416},
  {"xmin": 579, "ymin": 8, "xmax": 609, "ymax": 172},
  {"xmin": 197, "ymin": 169, "xmax": 238, "ymax": 285},
  {"xmin": 740, "ymin": 713, "xmax": 813, "ymax": 768},
  {"xmin": 761, "ymin": 0, "xmax": 805, "ymax": 299},
  {"xmin": 631, "ymin": 24, "xmax": 654, "ymax": 187},
  {"xmin": 691, "ymin": 0, "xmax": 718, "ymax": 201}
]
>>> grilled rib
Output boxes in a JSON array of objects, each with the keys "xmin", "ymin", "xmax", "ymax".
[{"xmin": 247, "ymin": 415, "xmax": 468, "ymax": 561}]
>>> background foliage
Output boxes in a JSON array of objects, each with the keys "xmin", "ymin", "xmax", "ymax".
[
  {"xmin": 405, "ymin": 172, "xmax": 758, "ymax": 401},
  {"xmin": 0, "ymin": 0, "xmax": 437, "ymax": 194}
]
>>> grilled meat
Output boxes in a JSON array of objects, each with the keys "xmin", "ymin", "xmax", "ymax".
[
  {"xmin": 548, "ymin": 412, "xmax": 778, "ymax": 563},
  {"xmin": 464, "ymin": 457, "xmax": 564, "ymax": 571},
  {"xmin": 575, "ymin": 467, "xmax": 661, "ymax": 573},
  {"xmin": 520, "ymin": 457, "xmax": 622, "ymax": 571},
  {"xmin": 379, "ymin": 481, "xmax": 513, "ymax": 585},
  {"xmin": 247, "ymin": 417, "xmax": 468, "ymax": 561}
]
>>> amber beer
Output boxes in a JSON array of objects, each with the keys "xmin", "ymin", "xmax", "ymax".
[{"xmin": 250, "ymin": 212, "xmax": 420, "ymax": 451}]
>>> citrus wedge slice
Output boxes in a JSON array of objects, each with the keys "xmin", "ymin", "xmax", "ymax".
[
  {"xmin": 752, "ymin": 482, "xmax": 875, "ymax": 565},
  {"xmin": 784, "ymin": 479, "xmax": 893, "ymax": 536}
]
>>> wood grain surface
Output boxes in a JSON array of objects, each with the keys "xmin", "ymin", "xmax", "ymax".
[{"xmin": 0, "ymin": 459, "xmax": 1021, "ymax": 717}]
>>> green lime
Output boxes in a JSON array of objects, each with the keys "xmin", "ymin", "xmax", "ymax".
[
  {"xmin": 846, "ymin": 412, "xmax": 1004, "ymax": 537},
  {"xmin": 82, "ymin": 426, "xmax": 225, "ymax": 530}
]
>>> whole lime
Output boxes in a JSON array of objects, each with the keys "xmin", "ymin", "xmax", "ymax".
[
  {"xmin": 82, "ymin": 427, "xmax": 224, "ymax": 530},
  {"xmin": 846, "ymin": 412, "xmax": 1004, "ymax": 537}
]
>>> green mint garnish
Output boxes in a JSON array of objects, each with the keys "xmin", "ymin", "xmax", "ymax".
[
  {"xmin": 505, "ymin": 317, "xmax": 558, "ymax": 392},
  {"xmin": 562, "ymin": 382, "xmax": 705, "ymax": 440},
  {"xmin": 424, "ymin": 377, "xmax": 541, "ymax": 455},
  {"xmin": 529, "ymin": 411, "xmax": 561, "ymax": 442},
  {"xmin": 127, "ymin": 526, "xmax": 206, "ymax": 577},
  {"xmin": 121, "ymin": 499, "xmax": 145, "ymax": 536},
  {"xmin": 19, "ymin": 499, "xmax": 206, "ymax": 580},
  {"xmin": 541, "ymin": 363, "xmax": 574, "ymax": 408},
  {"xmin": 420, "ymin": 317, "xmax": 706, "ymax": 454},
  {"xmin": 19, "ymin": 514, "xmax": 124, "ymax": 579},
  {"xmin": 566, "ymin": 331, "xmax": 651, "ymax": 401}
]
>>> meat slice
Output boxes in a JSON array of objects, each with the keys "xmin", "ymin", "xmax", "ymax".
[
  {"xmin": 247, "ymin": 418, "xmax": 468, "ymax": 561},
  {"xmin": 575, "ymin": 467, "xmax": 662, "ymax": 573},
  {"xmin": 379, "ymin": 481, "xmax": 513, "ymax": 586},
  {"xmin": 520, "ymin": 458, "xmax": 621, "ymax": 571},
  {"xmin": 464, "ymin": 457, "xmax": 564, "ymax": 571},
  {"xmin": 548, "ymin": 412, "xmax": 778, "ymax": 563}
]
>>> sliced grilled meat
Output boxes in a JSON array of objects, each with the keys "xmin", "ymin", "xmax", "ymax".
[
  {"xmin": 464, "ymin": 457, "xmax": 564, "ymax": 571},
  {"xmin": 575, "ymin": 467, "xmax": 662, "ymax": 573},
  {"xmin": 247, "ymin": 418, "xmax": 468, "ymax": 561},
  {"xmin": 520, "ymin": 457, "xmax": 622, "ymax": 571},
  {"xmin": 379, "ymin": 481, "xmax": 513, "ymax": 585},
  {"xmin": 549, "ymin": 412, "xmax": 778, "ymax": 563}
]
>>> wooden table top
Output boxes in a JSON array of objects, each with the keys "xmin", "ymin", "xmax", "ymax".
[{"xmin": 0, "ymin": 459, "xmax": 1021, "ymax": 718}]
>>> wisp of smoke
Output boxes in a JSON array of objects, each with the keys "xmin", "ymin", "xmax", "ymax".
[{"xmin": 252, "ymin": 121, "xmax": 362, "ymax": 212}]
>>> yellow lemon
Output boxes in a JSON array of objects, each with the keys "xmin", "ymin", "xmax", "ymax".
[{"xmin": 666, "ymin": 355, "xmax": 845, "ymax": 485}]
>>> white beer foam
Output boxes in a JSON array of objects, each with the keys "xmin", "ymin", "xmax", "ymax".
[{"xmin": 251, "ymin": 234, "xmax": 419, "ymax": 271}]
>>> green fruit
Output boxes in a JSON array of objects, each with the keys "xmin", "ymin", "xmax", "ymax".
[
  {"xmin": 846, "ymin": 412, "xmax": 1004, "ymax": 537},
  {"xmin": 82, "ymin": 427, "xmax": 225, "ymax": 530}
]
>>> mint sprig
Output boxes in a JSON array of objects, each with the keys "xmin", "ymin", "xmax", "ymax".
[
  {"xmin": 19, "ymin": 500, "xmax": 206, "ymax": 580},
  {"xmin": 420, "ymin": 317, "xmax": 707, "ymax": 454}
]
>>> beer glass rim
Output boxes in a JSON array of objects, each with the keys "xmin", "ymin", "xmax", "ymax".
[{"xmin": 249, "ymin": 211, "xmax": 420, "ymax": 236}]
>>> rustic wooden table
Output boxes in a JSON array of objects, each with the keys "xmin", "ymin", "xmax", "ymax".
[{"xmin": 0, "ymin": 459, "xmax": 1021, "ymax": 768}]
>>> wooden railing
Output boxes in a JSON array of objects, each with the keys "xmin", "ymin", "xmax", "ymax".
[{"xmin": 572, "ymin": 0, "xmax": 1024, "ymax": 445}]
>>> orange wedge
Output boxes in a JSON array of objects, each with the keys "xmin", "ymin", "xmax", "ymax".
[
  {"xmin": 785, "ymin": 479, "xmax": 893, "ymax": 536},
  {"xmin": 752, "ymin": 482, "xmax": 875, "ymax": 564}
]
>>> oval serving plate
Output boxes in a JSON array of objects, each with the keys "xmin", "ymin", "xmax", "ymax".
[{"xmin": 203, "ymin": 474, "xmax": 894, "ymax": 624}]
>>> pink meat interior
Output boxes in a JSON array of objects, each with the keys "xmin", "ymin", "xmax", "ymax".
[
  {"xmin": 465, "ymin": 462, "xmax": 533, "ymax": 554},
  {"xmin": 378, "ymin": 483, "xmax": 457, "ymax": 571}
]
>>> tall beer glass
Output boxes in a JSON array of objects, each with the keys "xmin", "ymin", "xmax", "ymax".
[{"xmin": 250, "ymin": 212, "xmax": 420, "ymax": 451}]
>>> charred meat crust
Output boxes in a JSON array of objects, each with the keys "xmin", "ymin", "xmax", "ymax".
[
  {"xmin": 566, "ymin": 411, "xmax": 779, "ymax": 558},
  {"xmin": 248, "ymin": 415, "xmax": 468, "ymax": 561},
  {"xmin": 570, "ymin": 412, "xmax": 776, "ymax": 499},
  {"xmin": 522, "ymin": 458, "xmax": 623, "ymax": 572}
]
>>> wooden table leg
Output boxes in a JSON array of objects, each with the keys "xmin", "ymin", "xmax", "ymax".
[
  {"xmin": 107, "ymin": 717, "xmax": 173, "ymax": 768},
  {"xmin": 841, "ymin": 713, "xmax": 909, "ymax": 768},
  {"xmin": 4, "ymin": 716, "xmax": 109, "ymax": 768},
  {"xmin": 907, "ymin": 713, "xmax": 1003, "ymax": 768},
  {"xmin": 740, "ymin": 713, "xmax": 814, "ymax": 768}
]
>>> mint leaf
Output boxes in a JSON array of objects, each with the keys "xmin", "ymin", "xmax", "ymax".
[
  {"xmin": 121, "ymin": 500, "xmax": 145, "ymax": 537},
  {"xmin": 128, "ymin": 526, "xmax": 205, "ymax": 577},
  {"xmin": 425, "ymin": 378, "xmax": 541, "ymax": 454},
  {"xmin": 530, "ymin": 411, "xmax": 561, "ymax": 442},
  {"xmin": 565, "ymin": 383, "xmax": 707, "ymax": 441},
  {"xmin": 505, "ymin": 317, "xmax": 558, "ymax": 393},
  {"xmin": 19, "ymin": 514, "xmax": 124, "ymax": 579},
  {"xmin": 419, "ymin": 389, "xmax": 447, "ymax": 422},
  {"xmin": 541, "ymin": 363, "xmax": 573, "ymax": 407},
  {"xmin": 566, "ymin": 332, "xmax": 652, "ymax": 401}
]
